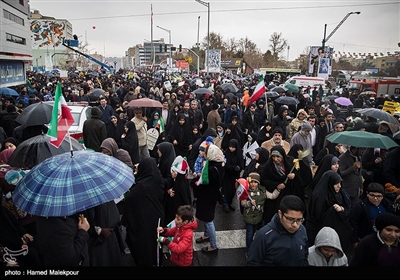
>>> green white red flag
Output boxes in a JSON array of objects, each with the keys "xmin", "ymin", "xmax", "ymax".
[
  {"xmin": 248, "ymin": 76, "xmax": 266, "ymax": 104},
  {"xmin": 47, "ymin": 82, "xmax": 74, "ymax": 148},
  {"xmin": 195, "ymin": 159, "xmax": 209, "ymax": 186}
]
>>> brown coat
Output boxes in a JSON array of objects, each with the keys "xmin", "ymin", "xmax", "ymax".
[
  {"xmin": 206, "ymin": 109, "xmax": 222, "ymax": 130},
  {"xmin": 261, "ymin": 138, "xmax": 290, "ymax": 154}
]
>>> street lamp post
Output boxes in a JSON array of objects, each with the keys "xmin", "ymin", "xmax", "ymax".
[
  {"xmin": 195, "ymin": 0, "xmax": 210, "ymax": 76},
  {"xmin": 322, "ymin": 11, "xmax": 360, "ymax": 53},
  {"xmin": 197, "ymin": 16, "xmax": 201, "ymax": 52},
  {"xmin": 156, "ymin": 25, "xmax": 171, "ymax": 70},
  {"xmin": 197, "ymin": 16, "xmax": 200, "ymax": 76}
]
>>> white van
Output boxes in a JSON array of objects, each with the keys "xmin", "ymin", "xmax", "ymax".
[{"xmin": 285, "ymin": 76, "xmax": 325, "ymax": 88}]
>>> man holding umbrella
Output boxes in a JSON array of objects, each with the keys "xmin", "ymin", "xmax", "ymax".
[{"xmin": 339, "ymin": 146, "xmax": 365, "ymax": 210}]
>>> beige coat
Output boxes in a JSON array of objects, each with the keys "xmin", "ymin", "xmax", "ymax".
[{"xmin": 261, "ymin": 138, "xmax": 290, "ymax": 154}]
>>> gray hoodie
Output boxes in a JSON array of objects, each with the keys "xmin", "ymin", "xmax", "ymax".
[{"xmin": 308, "ymin": 226, "xmax": 348, "ymax": 266}]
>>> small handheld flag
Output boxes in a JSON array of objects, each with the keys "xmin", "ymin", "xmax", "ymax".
[{"xmin": 47, "ymin": 82, "xmax": 74, "ymax": 148}]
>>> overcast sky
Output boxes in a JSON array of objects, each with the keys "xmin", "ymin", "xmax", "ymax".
[{"xmin": 29, "ymin": 0, "xmax": 399, "ymax": 61}]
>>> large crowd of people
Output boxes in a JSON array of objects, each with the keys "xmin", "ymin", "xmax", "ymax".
[{"xmin": 1, "ymin": 68, "xmax": 400, "ymax": 267}]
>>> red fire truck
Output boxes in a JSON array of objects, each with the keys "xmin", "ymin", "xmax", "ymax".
[{"xmin": 348, "ymin": 77, "xmax": 400, "ymax": 96}]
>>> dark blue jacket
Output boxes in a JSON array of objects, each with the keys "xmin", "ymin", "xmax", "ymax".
[{"xmin": 247, "ymin": 213, "xmax": 309, "ymax": 266}]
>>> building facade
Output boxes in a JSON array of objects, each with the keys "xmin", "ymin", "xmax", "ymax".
[{"xmin": 0, "ymin": 0, "xmax": 32, "ymax": 87}]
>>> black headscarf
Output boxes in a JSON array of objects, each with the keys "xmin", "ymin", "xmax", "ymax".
[
  {"xmin": 307, "ymin": 170, "xmax": 352, "ymax": 250},
  {"xmin": 310, "ymin": 154, "xmax": 340, "ymax": 191},
  {"xmin": 123, "ymin": 157, "xmax": 165, "ymax": 266},
  {"xmin": 119, "ymin": 121, "xmax": 140, "ymax": 165},
  {"xmin": 157, "ymin": 141, "xmax": 176, "ymax": 179}
]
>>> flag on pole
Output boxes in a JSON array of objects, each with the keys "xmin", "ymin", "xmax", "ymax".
[
  {"xmin": 195, "ymin": 159, "xmax": 209, "ymax": 186},
  {"xmin": 235, "ymin": 179, "xmax": 249, "ymax": 201},
  {"xmin": 156, "ymin": 117, "xmax": 165, "ymax": 134},
  {"xmin": 248, "ymin": 76, "xmax": 266, "ymax": 104},
  {"xmin": 47, "ymin": 82, "xmax": 74, "ymax": 148}
]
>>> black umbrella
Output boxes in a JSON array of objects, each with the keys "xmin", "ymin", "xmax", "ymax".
[
  {"xmin": 271, "ymin": 86, "xmax": 286, "ymax": 93},
  {"xmin": 15, "ymin": 102, "xmax": 53, "ymax": 128},
  {"xmin": 90, "ymin": 88, "xmax": 105, "ymax": 97},
  {"xmin": 393, "ymin": 130, "xmax": 400, "ymax": 141},
  {"xmin": 68, "ymin": 72, "xmax": 79, "ymax": 79},
  {"xmin": 265, "ymin": 91, "xmax": 279, "ymax": 98},
  {"xmin": 274, "ymin": 96, "xmax": 300, "ymax": 106},
  {"xmin": 267, "ymin": 84, "xmax": 276, "ymax": 90},
  {"xmin": 356, "ymin": 108, "xmax": 399, "ymax": 125},
  {"xmin": 8, "ymin": 134, "xmax": 84, "ymax": 169},
  {"xmin": 221, "ymin": 83, "xmax": 239, "ymax": 93},
  {"xmin": 193, "ymin": 88, "xmax": 213, "ymax": 95}
]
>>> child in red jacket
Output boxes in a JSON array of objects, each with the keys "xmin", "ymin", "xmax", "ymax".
[{"xmin": 157, "ymin": 205, "xmax": 198, "ymax": 266}]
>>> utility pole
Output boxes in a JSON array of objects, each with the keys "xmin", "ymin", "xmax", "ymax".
[
  {"xmin": 195, "ymin": 0, "xmax": 210, "ymax": 76},
  {"xmin": 156, "ymin": 25, "xmax": 172, "ymax": 70}
]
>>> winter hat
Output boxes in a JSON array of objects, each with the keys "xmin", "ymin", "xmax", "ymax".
[
  {"xmin": 272, "ymin": 127, "xmax": 283, "ymax": 136},
  {"xmin": 199, "ymin": 136, "xmax": 214, "ymax": 151},
  {"xmin": 301, "ymin": 121, "xmax": 312, "ymax": 131},
  {"xmin": 199, "ymin": 142, "xmax": 209, "ymax": 151},
  {"xmin": 205, "ymin": 135, "xmax": 214, "ymax": 144},
  {"xmin": 367, "ymin": 182, "xmax": 385, "ymax": 195},
  {"xmin": 171, "ymin": 155, "xmax": 189, "ymax": 175},
  {"xmin": 375, "ymin": 213, "xmax": 400, "ymax": 231},
  {"xmin": 248, "ymin": 172, "xmax": 260, "ymax": 184}
]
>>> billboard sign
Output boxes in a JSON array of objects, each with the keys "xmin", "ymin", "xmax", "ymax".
[
  {"xmin": 0, "ymin": 60, "xmax": 25, "ymax": 86},
  {"xmin": 206, "ymin": 49, "xmax": 221, "ymax": 73}
]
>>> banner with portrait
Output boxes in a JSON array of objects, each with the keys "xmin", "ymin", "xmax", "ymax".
[
  {"xmin": 308, "ymin": 46, "xmax": 334, "ymax": 75},
  {"xmin": 206, "ymin": 49, "xmax": 221, "ymax": 73}
]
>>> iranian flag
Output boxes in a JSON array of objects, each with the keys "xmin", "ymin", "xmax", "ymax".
[
  {"xmin": 248, "ymin": 76, "xmax": 266, "ymax": 104},
  {"xmin": 47, "ymin": 82, "xmax": 74, "ymax": 148},
  {"xmin": 236, "ymin": 180, "xmax": 249, "ymax": 201},
  {"xmin": 195, "ymin": 159, "xmax": 209, "ymax": 186},
  {"xmin": 156, "ymin": 117, "xmax": 165, "ymax": 134}
]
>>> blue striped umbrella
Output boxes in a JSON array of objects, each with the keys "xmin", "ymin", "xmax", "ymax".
[{"xmin": 12, "ymin": 150, "xmax": 135, "ymax": 217}]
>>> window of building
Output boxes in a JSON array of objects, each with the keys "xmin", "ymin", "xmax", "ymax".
[
  {"xmin": 6, "ymin": 33, "xmax": 26, "ymax": 45},
  {"xmin": 3, "ymin": 10, "xmax": 24, "ymax": 26}
]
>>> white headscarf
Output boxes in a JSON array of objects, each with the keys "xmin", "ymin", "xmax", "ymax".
[{"xmin": 206, "ymin": 144, "xmax": 224, "ymax": 162}]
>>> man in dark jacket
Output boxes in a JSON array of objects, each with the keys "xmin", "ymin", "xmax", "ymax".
[
  {"xmin": 271, "ymin": 105, "xmax": 288, "ymax": 140},
  {"xmin": 83, "ymin": 107, "xmax": 107, "ymax": 152},
  {"xmin": 242, "ymin": 103, "xmax": 259, "ymax": 134},
  {"xmin": 247, "ymin": 195, "xmax": 309, "ymax": 266}
]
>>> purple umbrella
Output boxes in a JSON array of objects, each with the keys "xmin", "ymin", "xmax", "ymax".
[{"xmin": 334, "ymin": 97, "xmax": 353, "ymax": 106}]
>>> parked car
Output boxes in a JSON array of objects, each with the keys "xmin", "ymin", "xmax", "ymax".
[{"xmin": 45, "ymin": 101, "xmax": 91, "ymax": 144}]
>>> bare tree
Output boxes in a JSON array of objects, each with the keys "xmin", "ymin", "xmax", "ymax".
[{"xmin": 267, "ymin": 32, "xmax": 288, "ymax": 67}]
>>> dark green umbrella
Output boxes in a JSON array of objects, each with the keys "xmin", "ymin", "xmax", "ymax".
[
  {"xmin": 327, "ymin": 131, "xmax": 398, "ymax": 149},
  {"xmin": 284, "ymin": 83, "xmax": 300, "ymax": 93}
]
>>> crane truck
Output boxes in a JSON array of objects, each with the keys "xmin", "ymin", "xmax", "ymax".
[{"xmin": 62, "ymin": 39, "xmax": 114, "ymax": 74}]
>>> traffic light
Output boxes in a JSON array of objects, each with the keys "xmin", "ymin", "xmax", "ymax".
[
  {"xmin": 179, "ymin": 44, "xmax": 182, "ymax": 52},
  {"xmin": 165, "ymin": 45, "xmax": 167, "ymax": 52},
  {"xmin": 159, "ymin": 45, "xmax": 162, "ymax": 53}
]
